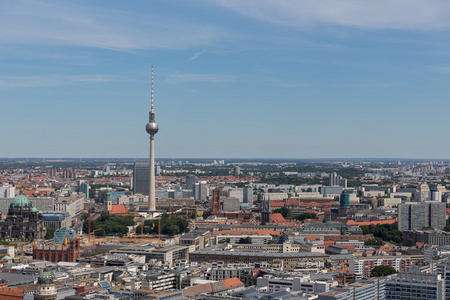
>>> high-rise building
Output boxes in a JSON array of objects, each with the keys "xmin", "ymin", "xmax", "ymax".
[
  {"xmin": 398, "ymin": 201, "xmax": 446, "ymax": 231},
  {"xmin": 339, "ymin": 191, "xmax": 351, "ymax": 208},
  {"xmin": 186, "ymin": 174, "xmax": 196, "ymax": 191},
  {"xmin": 328, "ymin": 172, "xmax": 347, "ymax": 188},
  {"xmin": 133, "ymin": 162, "xmax": 150, "ymax": 195},
  {"xmin": 243, "ymin": 186, "xmax": 253, "ymax": 204},
  {"xmin": 194, "ymin": 181, "xmax": 208, "ymax": 200},
  {"xmin": 234, "ymin": 166, "xmax": 241, "ymax": 176}
]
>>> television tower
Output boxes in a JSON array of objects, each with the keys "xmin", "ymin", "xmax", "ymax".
[{"xmin": 145, "ymin": 66, "xmax": 159, "ymax": 212}]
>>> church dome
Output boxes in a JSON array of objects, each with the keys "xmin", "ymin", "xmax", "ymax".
[
  {"xmin": 9, "ymin": 194, "xmax": 32, "ymax": 209},
  {"xmin": 37, "ymin": 271, "xmax": 54, "ymax": 284},
  {"xmin": 31, "ymin": 207, "xmax": 38, "ymax": 213}
]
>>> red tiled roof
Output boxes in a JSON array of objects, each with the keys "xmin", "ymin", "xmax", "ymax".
[
  {"xmin": 270, "ymin": 213, "xmax": 287, "ymax": 224},
  {"xmin": 337, "ymin": 218, "xmax": 397, "ymax": 226},
  {"xmin": 222, "ymin": 277, "xmax": 244, "ymax": 289},
  {"xmin": 109, "ymin": 205, "xmax": 128, "ymax": 215}
]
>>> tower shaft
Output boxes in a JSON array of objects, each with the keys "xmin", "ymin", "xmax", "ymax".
[{"xmin": 149, "ymin": 134, "xmax": 156, "ymax": 211}]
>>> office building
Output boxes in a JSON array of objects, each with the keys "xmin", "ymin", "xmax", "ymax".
[
  {"xmin": 398, "ymin": 201, "xmax": 446, "ymax": 231},
  {"xmin": 243, "ymin": 186, "xmax": 253, "ymax": 203},
  {"xmin": 318, "ymin": 278, "xmax": 385, "ymax": 300},
  {"xmin": 194, "ymin": 181, "xmax": 208, "ymax": 200},
  {"xmin": 133, "ymin": 162, "xmax": 150, "ymax": 196},
  {"xmin": 186, "ymin": 174, "xmax": 196, "ymax": 191},
  {"xmin": 385, "ymin": 273, "xmax": 445, "ymax": 300}
]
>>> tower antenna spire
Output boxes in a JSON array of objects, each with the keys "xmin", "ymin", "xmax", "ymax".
[{"xmin": 151, "ymin": 65, "xmax": 154, "ymax": 113}]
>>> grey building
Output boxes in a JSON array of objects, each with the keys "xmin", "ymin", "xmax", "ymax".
[
  {"xmin": 243, "ymin": 186, "xmax": 253, "ymax": 203},
  {"xmin": 398, "ymin": 201, "xmax": 446, "ymax": 231},
  {"xmin": 194, "ymin": 181, "xmax": 208, "ymax": 200},
  {"xmin": 385, "ymin": 272, "xmax": 445, "ymax": 300},
  {"xmin": 133, "ymin": 162, "xmax": 150, "ymax": 195},
  {"xmin": 186, "ymin": 174, "xmax": 196, "ymax": 191}
]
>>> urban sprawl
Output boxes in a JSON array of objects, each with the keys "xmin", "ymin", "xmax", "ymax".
[{"xmin": 0, "ymin": 158, "xmax": 449, "ymax": 299}]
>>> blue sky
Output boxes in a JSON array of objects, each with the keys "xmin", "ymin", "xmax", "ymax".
[{"xmin": 2, "ymin": 0, "xmax": 450, "ymax": 159}]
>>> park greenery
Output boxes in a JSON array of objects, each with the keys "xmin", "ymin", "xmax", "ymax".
[
  {"xmin": 371, "ymin": 265, "xmax": 397, "ymax": 277},
  {"xmin": 295, "ymin": 213, "xmax": 318, "ymax": 221},
  {"xmin": 45, "ymin": 228, "xmax": 55, "ymax": 239},
  {"xmin": 361, "ymin": 222, "xmax": 402, "ymax": 244},
  {"xmin": 273, "ymin": 207, "xmax": 291, "ymax": 218},
  {"xmin": 443, "ymin": 218, "xmax": 450, "ymax": 232},
  {"xmin": 82, "ymin": 214, "xmax": 134, "ymax": 237},
  {"xmin": 272, "ymin": 207, "xmax": 318, "ymax": 222},
  {"xmin": 238, "ymin": 237, "xmax": 252, "ymax": 244},
  {"xmin": 138, "ymin": 214, "xmax": 190, "ymax": 236},
  {"xmin": 364, "ymin": 237, "xmax": 384, "ymax": 246}
]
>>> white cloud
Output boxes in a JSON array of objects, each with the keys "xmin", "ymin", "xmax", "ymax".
[
  {"xmin": 215, "ymin": 0, "xmax": 450, "ymax": 30},
  {"xmin": 0, "ymin": 0, "xmax": 227, "ymax": 51}
]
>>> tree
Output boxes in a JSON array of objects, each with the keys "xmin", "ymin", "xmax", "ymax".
[
  {"xmin": 364, "ymin": 237, "xmax": 383, "ymax": 246},
  {"xmin": 273, "ymin": 207, "xmax": 291, "ymax": 218},
  {"xmin": 238, "ymin": 237, "xmax": 252, "ymax": 244},
  {"xmin": 371, "ymin": 265, "xmax": 397, "ymax": 277},
  {"xmin": 45, "ymin": 228, "xmax": 55, "ymax": 239},
  {"xmin": 294, "ymin": 213, "xmax": 318, "ymax": 221}
]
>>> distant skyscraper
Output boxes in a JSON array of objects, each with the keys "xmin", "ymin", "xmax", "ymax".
[
  {"xmin": 145, "ymin": 66, "xmax": 159, "ymax": 212},
  {"xmin": 194, "ymin": 181, "xmax": 208, "ymax": 200},
  {"xmin": 243, "ymin": 186, "xmax": 253, "ymax": 204},
  {"xmin": 398, "ymin": 201, "xmax": 446, "ymax": 231},
  {"xmin": 329, "ymin": 172, "xmax": 347, "ymax": 188},
  {"xmin": 234, "ymin": 166, "xmax": 241, "ymax": 176},
  {"xmin": 133, "ymin": 162, "xmax": 150, "ymax": 195},
  {"xmin": 186, "ymin": 174, "xmax": 196, "ymax": 191}
]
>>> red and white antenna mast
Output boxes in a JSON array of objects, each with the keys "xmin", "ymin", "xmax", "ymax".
[{"xmin": 151, "ymin": 65, "xmax": 154, "ymax": 113}]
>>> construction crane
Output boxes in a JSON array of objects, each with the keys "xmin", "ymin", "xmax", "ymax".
[
  {"xmin": 158, "ymin": 206, "xmax": 162, "ymax": 247},
  {"xmin": 141, "ymin": 216, "xmax": 144, "ymax": 238},
  {"xmin": 88, "ymin": 210, "xmax": 91, "ymax": 244},
  {"xmin": 90, "ymin": 229, "xmax": 100, "ymax": 244},
  {"xmin": 168, "ymin": 199, "xmax": 172, "ymax": 220},
  {"xmin": 134, "ymin": 210, "xmax": 137, "ymax": 243}
]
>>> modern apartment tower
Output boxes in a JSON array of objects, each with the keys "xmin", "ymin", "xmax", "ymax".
[
  {"xmin": 398, "ymin": 201, "xmax": 446, "ymax": 231},
  {"xmin": 145, "ymin": 66, "xmax": 159, "ymax": 212}
]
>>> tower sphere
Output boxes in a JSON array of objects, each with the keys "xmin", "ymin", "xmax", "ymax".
[{"xmin": 146, "ymin": 121, "xmax": 159, "ymax": 135}]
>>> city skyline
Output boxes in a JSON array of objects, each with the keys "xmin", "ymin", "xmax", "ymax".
[{"xmin": 2, "ymin": 1, "xmax": 450, "ymax": 158}]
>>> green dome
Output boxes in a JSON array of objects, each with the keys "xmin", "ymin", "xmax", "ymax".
[
  {"xmin": 37, "ymin": 271, "xmax": 54, "ymax": 285},
  {"xmin": 9, "ymin": 194, "xmax": 32, "ymax": 209},
  {"xmin": 31, "ymin": 207, "xmax": 38, "ymax": 213}
]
